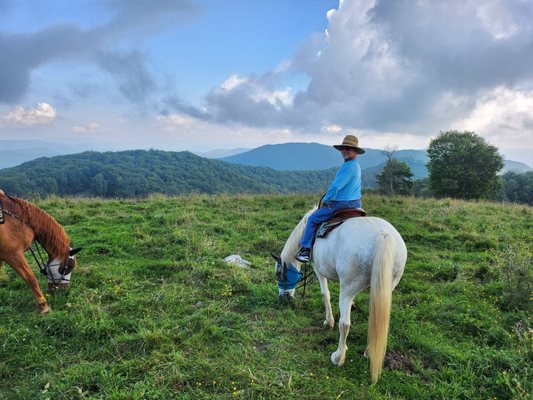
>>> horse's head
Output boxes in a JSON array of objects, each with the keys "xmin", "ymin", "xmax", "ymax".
[
  {"xmin": 47, "ymin": 247, "xmax": 82, "ymax": 292},
  {"xmin": 271, "ymin": 252, "xmax": 303, "ymax": 301}
]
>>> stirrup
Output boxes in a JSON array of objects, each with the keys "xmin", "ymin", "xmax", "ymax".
[{"xmin": 295, "ymin": 248, "xmax": 311, "ymax": 263}]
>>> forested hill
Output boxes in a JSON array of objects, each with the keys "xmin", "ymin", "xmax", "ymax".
[
  {"xmin": 221, "ymin": 142, "xmax": 531, "ymax": 177},
  {"xmin": 0, "ymin": 150, "xmax": 340, "ymax": 198}
]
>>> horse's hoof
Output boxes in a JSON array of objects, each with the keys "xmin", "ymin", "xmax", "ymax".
[
  {"xmin": 39, "ymin": 305, "xmax": 51, "ymax": 315},
  {"xmin": 323, "ymin": 320, "xmax": 334, "ymax": 329},
  {"xmin": 331, "ymin": 350, "xmax": 346, "ymax": 366}
]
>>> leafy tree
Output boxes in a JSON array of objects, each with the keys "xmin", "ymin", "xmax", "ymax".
[
  {"xmin": 412, "ymin": 178, "xmax": 431, "ymax": 198},
  {"xmin": 376, "ymin": 159, "xmax": 414, "ymax": 196},
  {"xmin": 427, "ymin": 131, "xmax": 504, "ymax": 199},
  {"xmin": 502, "ymin": 171, "xmax": 533, "ymax": 205}
]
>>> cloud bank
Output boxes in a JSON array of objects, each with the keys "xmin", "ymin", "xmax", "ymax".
[
  {"xmin": 1, "ymin": 102, "xmax": 56, "ymax": 126},
  {"xmin": 198, "ymin": 0, "xmax": 533, "ymax": 145},
  {"xmin": 0, "ymin": 0, "xmax": 201, "ymax": 104},
  {"xmin": 1, "ymin": 0, "xmax": 532, "ymax": 154}
]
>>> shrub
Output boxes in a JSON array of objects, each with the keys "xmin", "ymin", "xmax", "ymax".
[{"xmin": 494, "ymin": 244, "xmax": 532, "ymax": 311}]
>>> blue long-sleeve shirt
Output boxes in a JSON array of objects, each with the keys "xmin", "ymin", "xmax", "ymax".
[{"xmin": 322, "ymin": 159, "xmax": 361, "ymax": 203}]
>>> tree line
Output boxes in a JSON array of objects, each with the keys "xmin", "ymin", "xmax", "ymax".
[
  {"xmin": 375, "ymin": 130, "xmax": 532, "ymax": 205},
  {"xmin": 0, "ymin": 150, "xmax": 339, "ymax": 198},
  {"xmin": 0, "ymin": 134, "xmax": 530, "ymax": 205}
]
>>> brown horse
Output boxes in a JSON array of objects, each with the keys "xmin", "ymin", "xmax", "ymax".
[{"xmin": 0, "ymin": 190, "xmax": 81, "ymax": 314}]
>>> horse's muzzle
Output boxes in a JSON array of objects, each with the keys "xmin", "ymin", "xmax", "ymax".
[{"xmin": 47, "ymin": 282, "xmax": 70, "ymax": 292}]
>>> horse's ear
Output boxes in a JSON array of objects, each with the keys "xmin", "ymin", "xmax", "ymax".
[
  {"xmin": 270, "ymin": 252, "xmax": 281, "ymax": 262},
  {"xmin": 69, "ymin": 247, "xmax": 83, "ymax": 256}
]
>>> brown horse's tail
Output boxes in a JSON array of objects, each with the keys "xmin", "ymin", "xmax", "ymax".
[{"xmin": 367, "ymin": 232, "xmax": 394, "ymax": 384}]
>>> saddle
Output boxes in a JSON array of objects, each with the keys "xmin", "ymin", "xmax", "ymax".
[{"xmin": 316, "ymin": 208, "xmax": 366, "ymax": 239}]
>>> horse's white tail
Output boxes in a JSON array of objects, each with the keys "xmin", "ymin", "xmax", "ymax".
[{"xmin": 367, "ymin": 232, "xmax": 395, "ymax": 384}]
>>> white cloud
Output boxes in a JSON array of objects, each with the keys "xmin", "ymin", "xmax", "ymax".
[
  {"xmin": 321, "ymin": 124, "xmax": 343, "ymax": 134},
  {"xmin": 471, "ymin": 0, "xmax": 518, "ymax": 39},
  {"xmin": 221, "ymin": 74, "xmax": 248, "ymax": 91},
  {"xmin": 73, "ymin": 122, "xmax": 100, "ymax": 132},
  {"xmin": 1, "ymin": 103, "xmax": 56, "ymax": 126},
  {"xmin": 452, "ymin": 86, "xmax": 533, "ymax": 149},
  {"xmin": 152, "ymin": 112, "xmax": 302, "ymax": 150},
  {"xmin": 251, "ymin": 88, "xmax": 293, "ymax": 110},
  {"xmin": 198, "ymin": 0, "xmax": 533, "ymax": 154},
  {"xmin": 155, "ymin": 113, "xmax": 200, "ymax": 131}
]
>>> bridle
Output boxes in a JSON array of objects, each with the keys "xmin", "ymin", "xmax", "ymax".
[
  {"xmin": 275, "ymin": 258, "xmax": 314, "ymax": 298},
  {"xmin": 28, "ymin": 241, "xmax": 76, "ymax": 284}
]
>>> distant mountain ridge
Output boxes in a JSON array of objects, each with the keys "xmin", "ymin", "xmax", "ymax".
[
  {"xmin": 220, "ymin": 142, "xmax": 531, "ymax": 177},
  {"xmin": 2, "ymin": 140, "xmax": 529, "ymax": 176},
  {"xmin": 0, "ymin": 150, "xmax": 339, "ymax": 198},
  {"xmin": 0, "ymin": 139, "xmax": 105, "ymax": 169},
  {"xmin": 194, "ymin": 148, "xmax": 250, "ymax": 159}
]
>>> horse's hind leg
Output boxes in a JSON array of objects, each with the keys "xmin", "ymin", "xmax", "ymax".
[
  {"xmin": 316, "ymin": 272, "xmax": 334, "ymax": 329},
  {"xmin": 7, "ymin": 254, "xmax": 50, "ymax": 314},
  {"xmin": 332, "ymin": 278, "xmax": 371, "ymax": 367}
]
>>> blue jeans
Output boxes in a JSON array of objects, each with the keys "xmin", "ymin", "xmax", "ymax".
[{"xmin": 300, "ymin": 200, "xmax": 362, "ymax": 249}]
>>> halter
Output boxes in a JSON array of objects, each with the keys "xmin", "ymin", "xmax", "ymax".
[
  {"xmin": 276, "ymin": 259, "xmax": 315, "ymax": 298},
  {"xmin": 28, "ymin": 241, "xmax": 75, "ymax": 284}
]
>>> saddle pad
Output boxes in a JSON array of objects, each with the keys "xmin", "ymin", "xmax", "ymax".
[{"xmin": 316, "ymin": 208, "xmax": 366, "ymax": 239}]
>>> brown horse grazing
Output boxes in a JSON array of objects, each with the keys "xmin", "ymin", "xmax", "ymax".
[{"xmin": 0, "ymin": 191, "xmax": 81, "ymax": 314}]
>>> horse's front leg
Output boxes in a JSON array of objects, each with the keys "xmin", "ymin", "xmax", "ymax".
[
  {"xmin": 8, "ymin": 254, "xmax": 50, "ymax": 314},
  {"xmin": 316, "ymin": 272, "xmax": 334, "ymax": 329},
  {"xmin": 331, "ymin": 289, "xmax": 354, "ymax": 366}
]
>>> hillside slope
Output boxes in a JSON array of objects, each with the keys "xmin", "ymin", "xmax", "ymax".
[
  {"xmin": 0, "ymin": 150, "xmax": 337, "ymax": 197},
  {"xmin": 0, "ymin": 194, "xmax": 530, "ymax": 399}
]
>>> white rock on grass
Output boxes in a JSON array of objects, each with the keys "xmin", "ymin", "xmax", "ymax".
[{"xmin": 224, "ymin": 254, "xmax": 251, "ymax": 268}]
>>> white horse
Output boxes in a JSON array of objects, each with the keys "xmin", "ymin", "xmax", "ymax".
[{"xmin": 272, "ymin": 206, "xmax": 407, "ymax": 384}]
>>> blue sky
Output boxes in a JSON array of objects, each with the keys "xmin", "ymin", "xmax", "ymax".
[{"xmin": 1, "ymin": 0, "xmax": 532, "ymax": 165}]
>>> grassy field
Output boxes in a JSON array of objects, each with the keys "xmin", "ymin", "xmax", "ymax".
[{"xmin": 0, "ymin": 194, "xmax": 531, "ymax": 399}]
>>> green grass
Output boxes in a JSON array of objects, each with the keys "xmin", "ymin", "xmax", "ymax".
[{"xmin": 0, "ymin": 194, "xmax": 531, "ymax": 399}]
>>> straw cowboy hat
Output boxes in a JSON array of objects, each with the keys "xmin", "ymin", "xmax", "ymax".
[{"xmin": 333, "ymin": 135, "xmax": 365, "ymax": 154}]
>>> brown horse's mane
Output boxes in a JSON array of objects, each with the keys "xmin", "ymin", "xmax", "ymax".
[{"xmin": 8, "ymin": 195, "xmax": 70, "ymax": 259}]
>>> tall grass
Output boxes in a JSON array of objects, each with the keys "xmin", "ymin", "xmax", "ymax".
[{"xmin": 0, "ymin": 194, "xmax": 531, "ymax": 399}]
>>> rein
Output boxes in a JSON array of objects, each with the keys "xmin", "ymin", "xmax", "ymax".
[
  {"xmin": 28, "ymin": 242, "xmax": 48, "ymax": 277},
  {"xmin": 295, "ymin": 261, "xmax": 315, "ymax": 299}
]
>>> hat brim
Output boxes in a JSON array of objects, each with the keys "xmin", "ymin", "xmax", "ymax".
[{"xmin": 333, "ymin": 145, "xmax": 365, "ymax": 154}]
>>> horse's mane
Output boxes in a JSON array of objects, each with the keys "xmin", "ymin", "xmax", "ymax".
[
  {"xmin": 281, "ymin": 205, "xmax": 318, "ymax": 263},
  {"xmin": 8, "ymin": 196, "xmax": 70, "ymax": 259}
]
